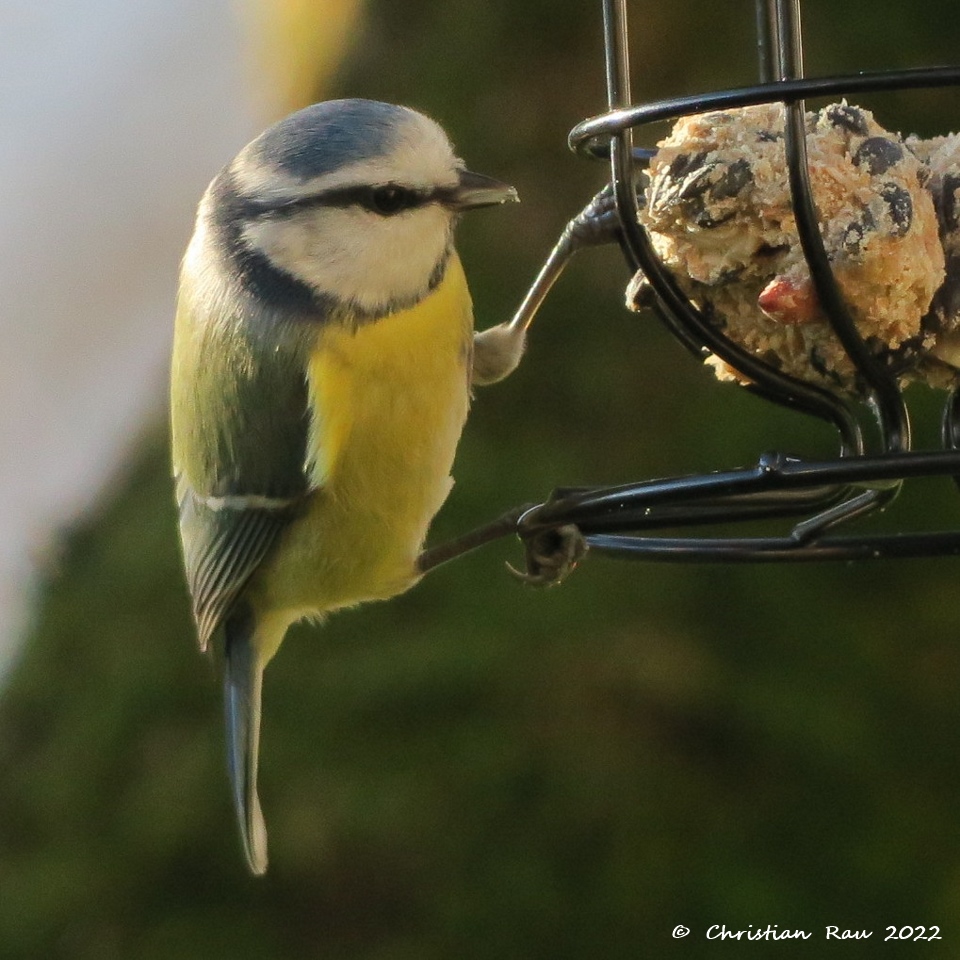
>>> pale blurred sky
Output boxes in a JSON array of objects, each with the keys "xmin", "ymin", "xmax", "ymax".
[{"xmin": 0, "ymin": 1, "xmax": 262, "ymax": 680}]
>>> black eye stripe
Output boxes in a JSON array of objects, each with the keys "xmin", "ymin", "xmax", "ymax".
[
  {"xmin": 319, "ymin": 184, "xmax": 431, "ymax": 213},
  {"xmin": 248, "ymin": 184, "xmax": 442, "ymax": 218}
]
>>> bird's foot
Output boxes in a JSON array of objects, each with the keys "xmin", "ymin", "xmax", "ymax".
[
  {"xmin": 507, "ymin": 523, "xmax": 588, "ymax": 587},
  {"xmin": 561, "ymin": 183, "xmax": 622, "ymax": 250}
]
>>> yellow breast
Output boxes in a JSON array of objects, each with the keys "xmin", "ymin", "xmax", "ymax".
[{"xmin": 251, "ymin": 253, "xmax": 473, "ymax": 628}]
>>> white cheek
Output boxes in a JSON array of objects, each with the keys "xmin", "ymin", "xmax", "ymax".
[{"xmin": 243, "ymin": 206, "xmax": 453, "ymax": 314}]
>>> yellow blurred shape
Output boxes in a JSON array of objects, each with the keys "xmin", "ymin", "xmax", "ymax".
[{"xmin": 239, "ymin": 0, "xmax": 366, "ymax": 115}]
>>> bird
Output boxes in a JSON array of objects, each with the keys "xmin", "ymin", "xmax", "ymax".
[{"xmin": 171, "ymin": 98, "xmax": 525, "ymax": 874}]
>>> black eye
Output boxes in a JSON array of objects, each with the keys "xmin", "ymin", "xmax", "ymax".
[{"xmin": 366, "ymin": 185, "xmax": 420, "ymax": 216}]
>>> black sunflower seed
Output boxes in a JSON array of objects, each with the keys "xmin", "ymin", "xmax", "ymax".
[
  {"xmin": 879, "ymin": 182, "xmax": 913, "ymax": 236},
  {"xmin": 853, "ymin": 137, "xmax": 904, "ymax": 175},
  {"xmin": 824, "ymin": 103, "xmax": 869, "ymax": 136}
]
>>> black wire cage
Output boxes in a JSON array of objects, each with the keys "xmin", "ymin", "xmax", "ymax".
[{"xmin": 493, "ymin": 0, "xmax": 960, "ymax": 571}]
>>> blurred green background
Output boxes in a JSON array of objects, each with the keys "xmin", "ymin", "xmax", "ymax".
[{"xmin": 5, "ymin": 0, "xmax": 960, "ymax": 957}]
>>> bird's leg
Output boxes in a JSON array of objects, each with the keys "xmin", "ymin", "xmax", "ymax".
[
  {"xmin": 417, "ymin": 504, "xmax": 587, "ymax": 588},
  {"xmin": 417, "ymin": 503, "xmax": 534, "ymax": 575},
  {"xmin": 436, "ymin": 188, "xmax": 619, "ymax": 582},
  {"xmin": 471, "ymin": 185, "xmax": 623, "ymax": 386}
]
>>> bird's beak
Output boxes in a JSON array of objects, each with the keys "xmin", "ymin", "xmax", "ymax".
[{"xmin": 448, "ymin": 169, "xmax": 519, "ymax": 210}]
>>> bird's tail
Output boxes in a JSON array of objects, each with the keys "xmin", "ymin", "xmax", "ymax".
[{"xmin": 223, "ymin": 612, "xmax": 269, "ymax": 875}]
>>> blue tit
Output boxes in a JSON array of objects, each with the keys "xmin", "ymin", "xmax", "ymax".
[{"xmin": 171, "ymin": 99, "xmax": 523, "ymax": 875}]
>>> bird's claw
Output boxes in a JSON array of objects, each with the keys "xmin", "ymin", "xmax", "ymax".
[
  {"xmin": 507, "ymin": 524, "xmax": 588, "ymax": 587},
  {"xmin": 562, "ymin": 184, "xmax": 623, "ymax": 251}
]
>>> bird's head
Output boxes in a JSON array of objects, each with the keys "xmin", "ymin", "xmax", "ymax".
[{"xmin": 193, "ymin": 98, "xmax": 518, "ymax": 320}]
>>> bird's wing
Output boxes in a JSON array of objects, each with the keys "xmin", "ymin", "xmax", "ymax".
[
  {"xmin": 175, "ymin": 481, "xmax": 301, "ymax": 650},
  {"xmin": 171, "ymin": 292, "xmax": 314, "ymax": 650}
]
